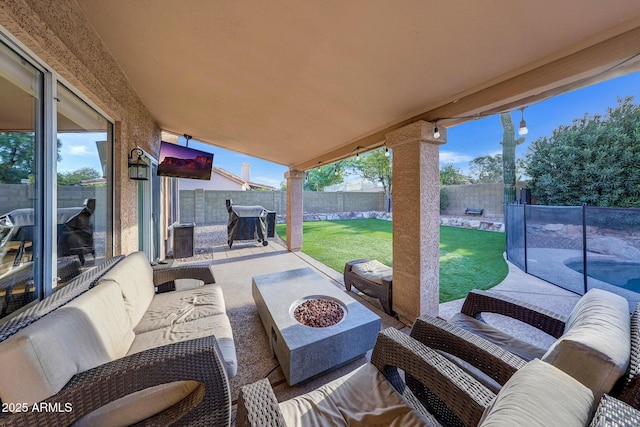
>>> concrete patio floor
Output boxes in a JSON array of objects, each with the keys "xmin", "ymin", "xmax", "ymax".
[{"xmin": 178, "ymin": 238, "xmax": 583, "ymax": 348}]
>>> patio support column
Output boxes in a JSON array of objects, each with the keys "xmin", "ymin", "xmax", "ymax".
[
  {"xmin": 386, "ymin": 121, "xmax": 446, "ymax": 324},
  {"xmin": 285, "ymin": 169, "xmax": 305, "ymax": 252}
]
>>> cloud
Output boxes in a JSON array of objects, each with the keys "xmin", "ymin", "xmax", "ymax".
[
  {"xmin": 67, "ymin": 145, "xmax": 93, "ymax": 156},
  {"xmin": 439, "ymin": 151, "xmax": 473, "ymax": 164}
]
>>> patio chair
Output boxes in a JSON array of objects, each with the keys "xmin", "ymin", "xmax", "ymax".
[
  {"xmin": 236, "ymin": 327, "xmax": 606, "ymax": 427},
  {"xmin": 410, "ymin": 288, "xmax": 640, "ymax": 410}
]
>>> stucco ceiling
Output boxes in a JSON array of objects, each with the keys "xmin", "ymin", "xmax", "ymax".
[{"xmin": 76, "ymin": 0, "xmax": 640, "ymax": 170}]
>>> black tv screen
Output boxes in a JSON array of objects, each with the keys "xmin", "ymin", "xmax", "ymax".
[{"xmin": 157, "ymin": 141, "xmax": 214, "ymax": 180}]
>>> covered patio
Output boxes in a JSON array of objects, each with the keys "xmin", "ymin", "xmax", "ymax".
[
  {"xmin": 177, "ymin": 236, "xmax": 579, "ymax": 405},
  {"xmin": 2, "ymin": 1, "xmax": 640, "ymax": 425},
  {"xmin": 1, "ymin": 1, "xmax": 640, "ymax": 323}
]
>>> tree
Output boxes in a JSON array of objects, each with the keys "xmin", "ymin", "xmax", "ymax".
[
  {"xmin": 0, "ymin": 132, "xmax": 35, "ymax": 183},
  {"xmin": 57, "ymin": 167, "xmax": 102, "ymax": 186},
  {"xmin": 524, "ymin": 96, "xmax": 640, "ymax": 207},
  {"xmin": 440, "ymin": 163, "xmax": 470, "ymax": 185},
  {"xmin": 469, "ymin": 154, "xmax": 503, "ymax": 183},
  {"xmin": 303, "ymin": 162, "xmax": 345, "ymax": 191},
  {"xmin": 348, "ymin": 148, "xmax": 392, "ymax": 211},
  {"xmin": 0, "ymin": 132, "xmax": 62, "ymax": 184},
  {"xmin": 440, "ymin": 186, "xmax": 450, "ymax": 212}
]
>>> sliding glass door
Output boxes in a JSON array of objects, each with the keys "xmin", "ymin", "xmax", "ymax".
[
  {"xmin": 0, "ymin": 36, "xmax": 114, "ymax": 319},
  {"xmin": 0, "ymin": 41, "xmax": 44, "ymax": 315}
]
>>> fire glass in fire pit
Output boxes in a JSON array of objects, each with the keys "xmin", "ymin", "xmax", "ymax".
[{"xmin": 294, "ymin": 298, "xmax": 344, "ymax": 327}]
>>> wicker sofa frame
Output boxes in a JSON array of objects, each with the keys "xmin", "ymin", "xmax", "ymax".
[
  {"xmin": 344, "ymin": 258, "xmax": 394, "ymax": 316},
  {"xmin": 409, "ymin": 289, "xmax": 640, "ymax": 410},
  {"xmin": 0, "ymin": 258, "xmax": 231, "ymax": 426}
]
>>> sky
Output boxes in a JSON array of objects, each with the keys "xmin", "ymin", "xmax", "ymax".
[{"xmin": 58, "ymin": 70, "xmax": 640, "ymax": 185}]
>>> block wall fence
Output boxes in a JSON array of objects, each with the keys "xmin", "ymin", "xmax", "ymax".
[
  {"xmin": 0, "ymin": 184, "xmax": 108, "ymax": 231},
  {"xmin": 178, "ymin": 183, "xmax": 526, "ymax": 224},
  {"xmin": 440, "ymin": 182, "xmax": 528, "ymax": 219},
  {"xmin": 0, "ymin": 182, "xmax": 523, "ymax": 226}
]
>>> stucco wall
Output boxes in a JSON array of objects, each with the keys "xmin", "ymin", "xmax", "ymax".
[{"xmin": 0, "ymin": 0, "xmax": 161, "ymax": 255}]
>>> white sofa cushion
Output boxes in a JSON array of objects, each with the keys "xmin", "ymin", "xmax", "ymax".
[
  {"xmin": 72, "ymin": 380, "xmax": 202, "ymax": 427},
  {"xmin": 541, "ymin": 288, "xmax": 630, "ymax": 401},
  {"xmin": 134, "ymin": 285, "xmax": 227, "ymax": 334},
  {"xmin": 479, "ymin": 359, "xmax": 594, "ymax": 426},
  {"xmin": 98, "ymin": 251, "xmax": 155, "ymax": 329},
  {"xmin": 351, "ymin": 260, "xmax": 392, "ymax": 285},
  {"xmin": 0, "ymin": 281, "xmax": 133, "ymax": 406},
  {"xmin": 129, "ymin": 314, "xmax": 237, "ymax": 379},
  {"xmin": 279, "ymin": 363, "xmax": 432, "ymax": 426}
]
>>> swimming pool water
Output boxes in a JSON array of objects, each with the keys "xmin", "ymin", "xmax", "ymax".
[{"xmin": 565, "ymin": 259, "xmax": 640, "ymax": 292}]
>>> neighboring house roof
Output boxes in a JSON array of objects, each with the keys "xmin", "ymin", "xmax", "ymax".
[
  {"xmin": 212, "ymin": 166, "xmax": 246, "ymax": 186},
  {"xmin": 212, "ymin": 166, "xmax": 275, "ymax": 191}
]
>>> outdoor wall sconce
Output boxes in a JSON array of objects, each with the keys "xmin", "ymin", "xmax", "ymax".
[{"xmin": 128, "ymin": 148, "xmax": 149, "ymax": 180}]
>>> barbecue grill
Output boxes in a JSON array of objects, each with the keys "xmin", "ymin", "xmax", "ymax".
[
  {"xmin": 225, "ymin": 199, "xmax": 275, "ymax": 248},
  {"xmin": 0, "ymin": 198, "xmax": 95, "ymax": 273}
]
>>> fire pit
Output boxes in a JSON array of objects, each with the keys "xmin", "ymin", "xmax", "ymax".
[
  {"xmin": 293, "ymin": 297, "xmax": 345, "ymax": 327},
  {"xmin": 252, "ymin": 267, "xmax": 381, "ymax": 385}
]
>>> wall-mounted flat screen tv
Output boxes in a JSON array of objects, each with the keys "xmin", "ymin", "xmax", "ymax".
[{"xmin": 157, "ymin": 141, "xmax": 214, "ymax": 180}]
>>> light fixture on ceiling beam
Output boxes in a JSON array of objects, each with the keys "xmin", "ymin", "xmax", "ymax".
[
  {"xmin": 518, "ymin": 107, "xmax": 528, "ymax": 136},
  {"xmin": 433, "ymin": 122, "xmax": 441, "ymax": 139}
]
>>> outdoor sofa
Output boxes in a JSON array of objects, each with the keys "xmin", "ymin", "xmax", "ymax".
[{"xmin": 0, "ymin": 251, "xmax": 235, "ymax": 426}]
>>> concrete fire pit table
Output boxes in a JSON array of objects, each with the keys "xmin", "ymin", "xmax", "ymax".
[{"xmin": 252, "ymin": 267, "xmax": 381, "ymax": 385}]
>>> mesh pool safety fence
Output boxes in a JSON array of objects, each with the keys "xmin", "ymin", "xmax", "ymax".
[{"xmin": 505, "ymin": 203, "xmax": 640, "ymax": 309}]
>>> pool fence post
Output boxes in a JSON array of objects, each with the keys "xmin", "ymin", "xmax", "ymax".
[{"xmin": 582, "ymin": 203, "xmax": 588, "ymax": 295}]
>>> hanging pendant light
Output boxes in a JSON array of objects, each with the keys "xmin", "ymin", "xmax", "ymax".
[{"xmin": 518, "ymin": 107, "xmax": 528, "ymax": 136}]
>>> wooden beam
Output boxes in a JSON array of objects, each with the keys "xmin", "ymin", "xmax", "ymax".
[{"xmin": 293, "ymin": 25, "xmax": 640, "ymax": 171}]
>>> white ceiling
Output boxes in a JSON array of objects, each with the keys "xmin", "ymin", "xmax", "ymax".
[{"xmin": 76, "ymin": 0, "xmax": 640, "ymax": 169}]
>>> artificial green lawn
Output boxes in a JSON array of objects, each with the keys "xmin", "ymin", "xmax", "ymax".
[{"xmin": 275, "ymin": 219, "xmax": 508, "ymax": 303}]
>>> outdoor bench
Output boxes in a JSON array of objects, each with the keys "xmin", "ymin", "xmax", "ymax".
[
  {"xmin": 465, "ymin": 207, "xmax": 484, "ymax": 215},
  {"xmin": 0, "ymin": 251, "xmax": 234, "ymax": 426}
]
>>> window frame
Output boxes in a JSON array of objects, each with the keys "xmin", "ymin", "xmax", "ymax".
[{"xmin": 0, "ymin": 28, "xmax": 115, "ymax": 310}]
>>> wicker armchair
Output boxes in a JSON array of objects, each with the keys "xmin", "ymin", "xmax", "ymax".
[
  {"xmin": 237, "ymin": 327, "xmax": 499, "ymax": 427},
  {"xmin": 237, "ymin": 326, "xmax": 640, "ymax": 427},
  {"xmin": 591, "ymin": 394, "xmax": 640, "ymax": 427},
  {"xmin": 151, "ymin": 263, "xmax": 217, "ymax": 293},
  {"xmin": 411, "ymin": 289, "xmax": 640, "ymax": 411}
]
